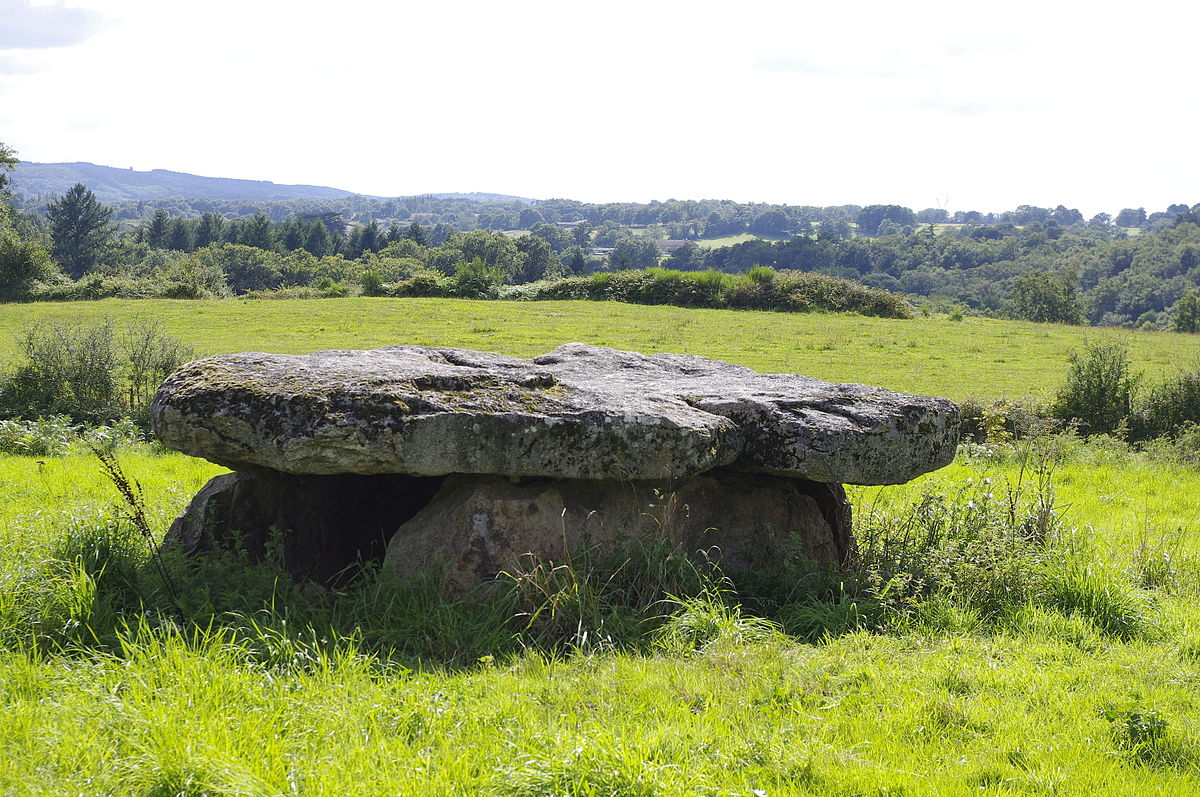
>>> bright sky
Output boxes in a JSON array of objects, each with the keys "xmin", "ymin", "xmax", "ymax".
[{"xmin": 2, "ymin": 0, "xmax": 1197, "ymax": 216}]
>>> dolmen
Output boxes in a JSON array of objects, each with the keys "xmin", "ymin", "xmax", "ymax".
[{"xmin": 152, "ymin": 343, "xmax": 960, "ymax": 589}]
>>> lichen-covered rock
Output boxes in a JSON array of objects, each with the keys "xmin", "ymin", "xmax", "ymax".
[
  {"xmin": 534, "ymin": 344, "xmax": 960, "ymax": 485},
  {"xmin": 384, "ymin": 470, "xmax": 853, "ymax": 592},
  {"xmin": 152, "ymin": 343, "xmax": 958, "ymax": 485},
  {"xmin": 152, "ymin": 347, "xmax": 739, "ymax": 481}
]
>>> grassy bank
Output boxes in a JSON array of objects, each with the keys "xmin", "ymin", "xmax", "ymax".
[{"xmin": 1, "ymin": 298, "xmax": 1194, "ymax": 401}]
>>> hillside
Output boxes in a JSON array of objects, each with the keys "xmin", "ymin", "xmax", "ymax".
[
  {"xmin": 9, "ymin": 162, "xmax": 364, "ymax": 203},
  {"xmin": 8, "ymin": 162, "xmax": 537, "ymax": 206}
]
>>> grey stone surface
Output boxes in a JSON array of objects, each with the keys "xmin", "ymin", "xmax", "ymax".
[
  {"xmin": 153, "ymin": 343, "xmax": 958, "ymax": 485},
  {"xmin": 382, "ymin": 470, "xmax": 852, "ymax": 592},
  {"xmin": 164, "ymin": 468, "xmax": 851, "ymax": 588}
]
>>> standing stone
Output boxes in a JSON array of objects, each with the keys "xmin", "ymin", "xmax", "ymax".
[{"xmin": 384, "ymin": 470, "xmax": 853, "ymax": 592}]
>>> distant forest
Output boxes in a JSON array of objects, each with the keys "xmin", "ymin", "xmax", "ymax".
[{"xmin": 2, "ymin": 148, "xmax": 1198, "ymax": 331}]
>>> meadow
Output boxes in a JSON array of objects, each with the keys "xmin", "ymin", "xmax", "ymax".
[
  {"xmin": 1, "ymin": 299, "xmax": 1199, "ymax": 794},
  {"xmin": 0, "ymin": 297, "xmax": 1195, "ymax": 401}
]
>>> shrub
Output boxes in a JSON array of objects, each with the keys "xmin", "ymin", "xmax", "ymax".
[
  {"xmin": 1051, "ymin": 339, "xmax": 1138, "ymax": 436},
  {"xmin": 1138, "ymin": 363, "xmax": 1200, "ymax": 438},
  {"xmin": 1141, "ymin": 422, "xmax": 1200, "ymax": 468},
  {"xmin": 0, "ymin": 415, "xmax": 78, "ymax": 455},
  {"xmin": 0, "ymin": 318, "xmax": 193, "ymax": 424},
  {"xmin": 0, "ymin": 224, "xmax": 56, "ymax": 300},
  {"xmin": 453, "ymin": 258, "xmax": 504, "ymax": 299},
  {"xmin": 746, "ymin": 264, "xmax": 776, "ymax": 284},
  {"xmin": 359, "ymin": 269, "xmax": 386, "ymax": 297},
  {"xmin": 957, "ymin": 398, "xmax": 1052, "ymax": 442},
  {"xmin": 397, "ymin": 272, "xmax": 451, "ymax": 297}
]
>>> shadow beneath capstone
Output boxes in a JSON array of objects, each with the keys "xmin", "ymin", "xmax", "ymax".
[{"xmin": 165, "ymin": 471, "xmax": 448, "ymax": 586}]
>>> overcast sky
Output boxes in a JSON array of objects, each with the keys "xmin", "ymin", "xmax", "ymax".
[{"xmin": 2, "ymin": 0, "xmax": 1197, "ymax": 216}]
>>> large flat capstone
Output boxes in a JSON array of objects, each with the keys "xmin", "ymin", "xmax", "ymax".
[{"xmin": 152, "ymin": 343, "xmax": 959, "ymax": 485}]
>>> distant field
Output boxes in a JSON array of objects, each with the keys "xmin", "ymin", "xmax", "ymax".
[
  {"xmin": 695, "ymin": 232, "xmax": 785, "ymax": 248},
  {"xmin": 1, "ymin": 298, "xmax": 1194, "ymax": 402}
]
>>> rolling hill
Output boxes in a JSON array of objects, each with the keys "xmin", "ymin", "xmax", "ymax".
[
  {"xmin": 8, "ymin": 162, "xmax": 536, "ymax": 205},
  {"xmin": 9, "ymin": 162, "xmax": 363, "ymax": 203}
]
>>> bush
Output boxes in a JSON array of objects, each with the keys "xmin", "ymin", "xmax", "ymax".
[
  {"xmin": 1141, "ymin": 422, "xmax": 1200, "ymax": 468},
  {"xmin": 0, "ymin": 318, "xmax": 193, "ymax": 425},
  {"xmin": 359, "ymin": 269, "xmax": 386, "ymax": 297},
  {"xmin": 957, "ymin": 398, "xmax": 1052, "ymax": 442},
  {"xmin": 1138, "ymin": 364, "xmax": 1200, "ymax": 438},
  {"xmin": 774, "ymin": 433, "xmax": 1154, "ymax": 640},
  {"xmin": 1051, "ymin": 339, "xmax": 1138, "ymax": 436},
  {"xmin": 522, "ymin": 267, "xmax": 914, "ymax": 318},
  {"xmin": 452, "ymin": 258, "xmax": 504, "ymax": 299},
  {"xmin": 392, "ymin": 272, "xmax": 451, "ymax": 298},
  {"xmin": 0, "ymin": 224, "xmax": 56, "ymax": 300}
]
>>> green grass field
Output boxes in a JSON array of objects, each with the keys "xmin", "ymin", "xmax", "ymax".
[
  {"xmin": 1, "ymin": 440, "xmax": 1198, "ymax": 794},
  {"xmin": 2, "ymin": 299, "xmax": 1200, "ymax": 793},
  {"xmin": 1, "ymin": 298, "xmax": 1195, "ymax": 402}
]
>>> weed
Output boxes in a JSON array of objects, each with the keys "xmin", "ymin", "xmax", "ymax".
[{"xmin": 94, "ymin": 448, "xmax": 179, "ymax": 609}]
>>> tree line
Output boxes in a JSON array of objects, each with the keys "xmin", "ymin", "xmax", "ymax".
[{"xmin": 1, "ymin": 141, "xmax": 1198, "ymax": 332}]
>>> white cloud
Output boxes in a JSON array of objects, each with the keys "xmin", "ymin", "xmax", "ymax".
[{"xmin": 0, "ymin": 0, "xmax": 108, "ymax": 50}]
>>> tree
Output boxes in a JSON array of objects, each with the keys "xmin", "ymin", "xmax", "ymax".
[
  {"xmin": 384, "ymin": 222, "xmax": 403, "ymax": 245},
  {"xmin": 281, "ymin": 221, "xmax": 304, "ymax": 251},
  {"xmin": 303, "ymin": 221, "xmax": 332, "ymax": 256},
  {"xmin": 514, "ymin": 234, "xmax": 559, "ymax": 282},
  {"xmin": 47, "ymin": 183, "xmax": 113, "ymax": 278},
  {"xmin": 0, "ymin": 214, "xmax": 57, "ymax": 299},
  {"xmin": 1008, "ymin": 270, "xmax": 1083, "ymax": 324},
  {"xmin": 572, "ymin": 222, "xmax": 592, "ymax": 247},
  {"xmin": 817, "ymin": 218, "xmax": 851, "ymax": 242},
  {"xmin": 454, "ymin": 229, "xmax": 522, "ymax": 280},
  {"xmin": 609, "ymin": 237, "xmax": 661, "ymax": 270},
  {"xmin": 562, "ymin": 245, "xmax": 588, "ymax": 275},
  {"xmin": 1114, "ymin": 208, "xmax": 1147, "ymax": 228},
  {"xmin": 196, "ymin": 244, "xmax": 282, "ymax": 293},
  {"xmin": 429, "ymin": 222, "xmax": 456, "ymax": 247},
  {"xmin": 166, "ymin": 217, "xmax": 193, "ymax": 251},
  {"xmin": 358, "ymin": 219, "xmax": 382, "ymax": 254},
  {"xmin": 856, "ymin": 205, "xmax": 916, "ymax": 236},
  {"xmin": 667, "ymin": 241, "xmax": 707, "ymax": 271},
  {"xmin": 1052, "ymin": 205, "xmax": 1083, "ymax": 226},
  {"xmin": 403, "ymin": 221, "xmax": 429, "ymax": 246},
  {"xmin": 145, "ymin": 209, "xmax": 170, "ymax": 248},
  {"xmin": 238, "ymin": 213, "xmax": 276, "ymax": 250},
  {"xmin": 751, "ymin": 209, "xmax": 791, "ymax": 235},
  {"xmin": 0, "ymin": 141, "xmax": 18, "ymax": 195},
  {"xmin": 518, "ymin": 207, "xmax": 545, "ymax": 229},
  {"xmin": 1174, "ymin": 288, "xmax": 1200, "ymax": 333}
]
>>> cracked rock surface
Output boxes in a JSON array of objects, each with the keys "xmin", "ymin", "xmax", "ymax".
[{"xmin": 152, "ymin": 343, "xmax": 959, "ymax": 485}]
